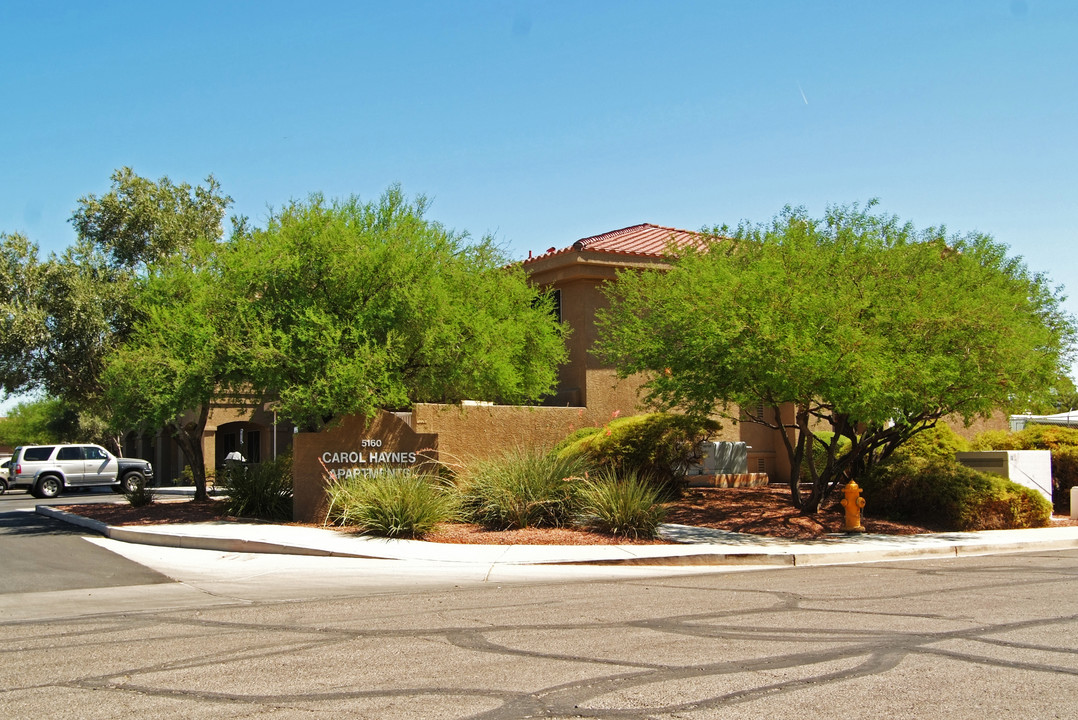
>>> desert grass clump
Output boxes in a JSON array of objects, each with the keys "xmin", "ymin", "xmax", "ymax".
[
  {"xmin": 123, "ymin": 482, "xmax": 156, "ymax": 508},
  {"xmin": 456, "ymin": 447, "xmax": 592, "ymax": 530},
  {"xmin": 325, "ymin": 470, "xmax": 458, "ymax": 538},
  {"xmin": 577, "ymin": 469, "xmax": 667, "ymax": 539}
]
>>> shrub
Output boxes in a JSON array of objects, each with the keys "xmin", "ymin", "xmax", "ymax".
[
  {"xmin": 969, "ymin": 429, "xmax": 1015, "ymax": 451},
  {"xmin": 1051, "ymin": 445, "xmax": 1078, "ymax": 513},
  {"xmin": 1013, "ymin": 424, "xmax": 1078, "ymax": 450},
  {"xmin": 219, "ymin": 454, "xmax": 293, "ymax": 522},
  {"xmin": 577, "ymin": 469, "xmax": 667, "ymax": 539},
  {"xmin": 456, "ymin": 447, "xmax": 591, "ymax": 529},
  {"xmin": 894, "ymin": 422, "xmax": 970, "ymax": 462},
  {"xmin": 553, "ymin": 425, "xmax": 604, "ymax": 452},
  {"xmin": 123, "ymin": 482, "xmax": 156, "ymax": 508},
  {"xmin": 861, "ymin": 456, "xmax": 1051, "ymax": 531},
  {"xmin": 324, "ymin": 470, "xmax": 457, "ymax": 538},
  {"xmin": 558, "ymin": 413, "xmax": 719, "ymax": 497}
]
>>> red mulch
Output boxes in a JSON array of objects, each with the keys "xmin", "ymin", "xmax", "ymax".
[
  {"xmin": 665, "ymin": 486, "xmax": 938, "ymax": 538},
  {"xmin": 58, "ymin": 499, "xmax": 234, "ymax": 526},
  {"xmin": 58, "ymin": 486, "xmax": 1078, "ymax": 544}
]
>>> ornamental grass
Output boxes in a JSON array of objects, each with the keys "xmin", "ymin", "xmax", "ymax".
[
  {"xmin": 576, "ymin": 468, "xmax": 667, "ymax": 539},
  {"xmin": 454, "ymin": 447, "xmax": 592, "ymax": 530},
  {"xmin": 324, "ymin": 469, "xmax": 458, "ymax": 538}
]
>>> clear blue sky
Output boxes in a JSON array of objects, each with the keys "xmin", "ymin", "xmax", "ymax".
[{"xmin": 2, "ymin": 1, "xmax": 1076, "ymax": 392}]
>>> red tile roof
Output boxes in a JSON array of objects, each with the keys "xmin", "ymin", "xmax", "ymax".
[{"xmin": 523, "ymin": 223, "xmax": 706, "ymax": 265}]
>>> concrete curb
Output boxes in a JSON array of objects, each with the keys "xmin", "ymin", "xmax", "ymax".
[
  {"xmin": 35, "ymin": 505, "xmax": 1078, "ymax": 568},
  {"xmin": 36, "ymin": 506, "xmax": 385, "ymax": 560}
]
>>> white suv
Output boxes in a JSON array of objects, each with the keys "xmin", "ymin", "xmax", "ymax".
[{"xmin": 8, "ymin": 444, "xmax": 154, "ymax": 499}]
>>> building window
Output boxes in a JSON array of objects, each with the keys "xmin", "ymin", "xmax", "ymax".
[{"xmin": 757, "ymin": 458, "xmax": 766, "ymax": 473}]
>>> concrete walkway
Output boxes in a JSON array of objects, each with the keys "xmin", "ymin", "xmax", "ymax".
[{"xmin": 36, "ymin": 499, "xmax": 1078, "ymax": 568}]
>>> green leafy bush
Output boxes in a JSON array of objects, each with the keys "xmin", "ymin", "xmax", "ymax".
[
  {"xmin": 895, "ymin": 422, "xmax": 971, "ymax": 461},
  {"xmin": 324, "ymin": 470, "xmax": 457, "ymax": 538},
  {"xmin": 862, "ymin": 456, "xmax": 1051, "ymax": 530},
  {"xmin": 1013, "ymin": 424, "xmax": 1078, "ymax": 450},
  {"xmin": 577, "ymin": 469, "xmax": 667, "ymax": 539},
  {"xmin": 455, "ymin": 447, "xmax": 591, "ymax": 529},
  {"xmin": 558, "ymin": 413, "xmax": 718, "ymax": 496},
  {"xmin": 553, "ymin": 425, "xmax": 604, "ymax": 452},
  {"xmin": 1051, "ymin": 445, "xmax": 1078, "ymax": 513},
  {"xmin": 969, "ymin": 429, "xmax": 1014, "ymax": 451},
  {"xmin": 219, "ymin": 454, "xmax": 294, "ymax": 522},
  {"xmin": 973, "ymin": 423, "xmax": 1078, "ymax": 513}
]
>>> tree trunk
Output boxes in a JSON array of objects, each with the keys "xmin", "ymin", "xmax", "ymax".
[{"xmin": 168, "ymin": 404, "xmax": 211, "ymax": 501}]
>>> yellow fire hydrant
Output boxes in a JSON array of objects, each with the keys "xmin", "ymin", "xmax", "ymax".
[{"xmin": 841, "ymin": 481, "xmax": 866, "ymax": 533}]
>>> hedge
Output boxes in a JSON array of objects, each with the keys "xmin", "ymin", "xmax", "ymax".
[{"xmin": 861, "ymin": 456, "xmax": 1051, "ymax": 531}]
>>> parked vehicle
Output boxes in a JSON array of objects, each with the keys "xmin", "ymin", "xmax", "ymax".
[{"xmin": 7, "ymin": 444, "xmax": 154, "ymax": 499}]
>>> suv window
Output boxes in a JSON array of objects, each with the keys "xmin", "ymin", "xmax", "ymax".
[
  {"xmin": 84, "ymin": 446, "xmax": 108, "ymax": 460},
  {"xmin": 57, "ymin": 447, "xmax": 84, "ymax": 461},
  {"xmin": 23, "ymin": 447, "xmax": 55, "ymax": 462}
]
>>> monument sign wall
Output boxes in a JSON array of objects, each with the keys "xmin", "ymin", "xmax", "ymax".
[{"xmin": 292, "ymin": 411, "xmax": 438, "ymax": 523}]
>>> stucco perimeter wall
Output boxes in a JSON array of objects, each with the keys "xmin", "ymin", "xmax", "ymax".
[
  {"xmin": 412, "ymin": 403, "xmax": 609, "ymax": 466},
  {"xmin": 945, "ymin": 410, "xmax": 1011, "ymax": 440}
]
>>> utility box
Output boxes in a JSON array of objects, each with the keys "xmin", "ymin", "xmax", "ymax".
[
  {"xmin": 954, "ymin": 450, "xmax": 1053, "ymax": 504},
  {"xmin": 687, "ymin": 441, "xmax": 749, "ymax": 476}
]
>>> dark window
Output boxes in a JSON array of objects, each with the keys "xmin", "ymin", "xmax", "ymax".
[
  {"xmin": 57, "ymin": 447, "xmax": 83, "ymax": 461},
  {"xmin": 533, "ymin": 289, "xmax": 562, "ymax": 323},
  {"xmin": 247, "ymin": 431, "xmax": 261, "ymax": 464},
  {"xmin": 24, "ymin": 447, "xmax": 55, "ymax": 461},
  {"xmin": 84, "ymin": 447, "xmax": 108, "ymax": 460}
]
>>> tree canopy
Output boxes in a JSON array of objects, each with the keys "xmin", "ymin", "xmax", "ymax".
[
  {"xmin": 70, "ymin": 166, "xmax": 230, "ymax": 270},
  {"xmin": 220, "ymin": 186, "xmax": 567, "ymax": 431},
  {"xmin": 104, "ymin": 242, "xmax": 235, "ymax": 499},
  {"xmin": 0, "ymin": 169, "xmax": 229, "ymax": 446},
  {"xmin": 596, "ymin": 202, "xmax": 1076, "ymax": 512},
  {"xmin": 0, "ymin": 397, "xmax": 74, "ymax": 447}
]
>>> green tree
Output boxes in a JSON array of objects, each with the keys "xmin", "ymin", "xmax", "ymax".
[
  {"xmin": 104, "ymin": 243, "xmax": 235, "ymax": 500},
  {"xmin": 0, "ymin": 169, "xmax": 230, "ymax": 451},
  {"xmin": 596, "ymin": 202, "xmax": 1076, "ymax": 512},
  {"xmin": 221, "ymin": 186, "xmax": 567, "ymax": 431},
  {"xmin": 0, "ymin": 233, "xmax": 130, "ymax": 444},
  {"xmin": 70, "ymin": 166, "xmax": 230, "ymax": 270},
  {"xmin": 0, "ymin": 397, "xmax": 71, "ymax": 446}
]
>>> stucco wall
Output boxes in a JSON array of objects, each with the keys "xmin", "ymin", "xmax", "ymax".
[
  {"xmin": 411, "ymin": 403, "xmax": 590, "ymax": 465},
  {"xmin": 946, "ymin": 410, "xmax": 1011, "ymax": 440}
]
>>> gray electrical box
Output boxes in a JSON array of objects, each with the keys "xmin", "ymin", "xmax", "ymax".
[{"xmin": 686, "ymin": 441, "xmax": 748, "ymax": 475}]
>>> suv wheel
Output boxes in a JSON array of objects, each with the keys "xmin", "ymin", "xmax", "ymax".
[
  {"xmin": 120, "ymin": 471, "xmax": 145, "ymax": 494},
  {"xmin": 35, "ymin": 475, "xmax": 63, "ymax": 499},
  {"xmin": 0, "ymin": 477, "xmax": 7, "ymax": 495}
]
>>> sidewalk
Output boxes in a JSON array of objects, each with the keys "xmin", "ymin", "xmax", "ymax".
[{"xmin": 37, "ymin": 500, "xmax": 1078, "ymax": 568}]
